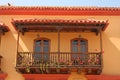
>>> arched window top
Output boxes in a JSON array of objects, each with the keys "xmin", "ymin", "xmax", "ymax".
[
  {"xmin": 71, "ymin": 38, "xmax": 88, "ymax": 41},
  {"xmin": 34, "ymin": 37, "xmax": 50, "ymax": 41}
]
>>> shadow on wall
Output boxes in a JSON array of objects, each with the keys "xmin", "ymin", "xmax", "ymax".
[
  {"xmin": 1, "ymin": 32, "xmax": 25, "ymax": 80},
  {"xmin": 102, "ymin": 32, "xmax": 120, "ymax": 75}
]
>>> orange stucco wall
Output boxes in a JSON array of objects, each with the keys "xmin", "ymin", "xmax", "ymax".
[{"xmin": 0, "ymin": 15, "xmax": 120, "ymax": 80}]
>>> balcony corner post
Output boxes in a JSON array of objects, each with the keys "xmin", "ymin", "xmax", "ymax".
[
  {"xmin": 17, "ymin": 30, "xmax": 20, "ymax": 53},
  {"xmin": 99, "ymin": 28, "xmax": 103, "ymax": 69},
  {"xmin": 57, "ymin": 26, "xmax": 62, "ymax": 66},
  {"xmin": 16, "ymin": 30, "xmax": 20, "ymax": 67}
]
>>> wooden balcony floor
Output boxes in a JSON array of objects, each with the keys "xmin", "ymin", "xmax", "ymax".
[{"xmin": 16, "ymin": 66, "xmax": 102, "ymax": 75}]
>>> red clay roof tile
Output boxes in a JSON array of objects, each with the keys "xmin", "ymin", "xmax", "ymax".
[
  {"xmin": 0, "ymin": 6, "xmax": 120, "ymax": 15},
  {"xmin": 12, "ymin": 18, "xmax": 108, "ymax": 24},
  {"xmin": 0, "ymin": 6, "xmax": 119, "ymax": 11},
  {"xmin": 0, "ymin": 22, "xmax": 9, "ymax": 32}
]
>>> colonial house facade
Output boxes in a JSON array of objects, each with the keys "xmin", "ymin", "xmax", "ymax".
[{"xmin": 0, "ymin": 6, "xmax": 120, "ymax": 80}]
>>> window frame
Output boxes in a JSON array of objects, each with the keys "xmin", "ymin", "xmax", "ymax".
[
  {"xmin": 71, "ymin": 38, "xmax": 88, "ymax": 53},
  {"xmin": 33, "ymin": 37, "xmax": 50, "ymax": 53}
]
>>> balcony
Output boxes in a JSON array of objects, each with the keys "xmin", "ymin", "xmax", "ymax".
[{"xmin": 16, "ymin": 52, "xmax": 102, "ymax": 75}]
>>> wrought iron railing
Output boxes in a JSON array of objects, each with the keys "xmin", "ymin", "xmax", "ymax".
[{"xmin": 16, "ymin": 52, "xmax": 102, "ymax": 68}]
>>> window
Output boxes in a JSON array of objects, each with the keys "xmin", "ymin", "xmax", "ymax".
[
  {"xmin": 34, "ymin": 38, "xmax": 50, "ymax": 53},
  {"xmin": 71, "ymin": 38, "xmax": 88, "ymax": 64},
  {"xmin": 33, "ymin": 38, "xmax": 50, "ymax": 61},
  {"xmin": 71, "ymin": 38, "xmax": 88, "ymax": 53}
]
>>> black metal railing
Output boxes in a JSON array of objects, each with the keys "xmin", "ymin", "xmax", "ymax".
[{"xmin": 16, "ymin": 52, "xmax": 102, "ymax": 68}]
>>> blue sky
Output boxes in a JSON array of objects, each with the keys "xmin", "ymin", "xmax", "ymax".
[{"xmin": 0, "ymin": 0, "xmax": 120, "ymax": 7}]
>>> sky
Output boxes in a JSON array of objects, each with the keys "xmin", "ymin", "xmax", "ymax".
[{"xmin": 0, "ymin": 0, "xmax": 120, "ymax": 7}]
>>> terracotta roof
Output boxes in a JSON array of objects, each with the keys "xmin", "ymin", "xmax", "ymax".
[
  {"xmin": 0, "ymin": 22, "xmax": 9, "ymax": 32},
  {"xmin": 12, "ymin": 18, "xmax": 108, "ymax": 24},
  {"xmin": 12, "ymin": 18, "xmax": 108, "ymax": 31},
  {"xmin": 0, "ymin": 6, "xmax": 120, "ymax": 15},
  {"xmin": 0, "ymin": 6, "xmax": 120, "ymax": 11}
]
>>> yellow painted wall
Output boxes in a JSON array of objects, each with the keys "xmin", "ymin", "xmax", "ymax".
[
  {"xmin": 0, "ymin": 15, "xmax": 120, "ymax": 80},
  {"xmin": 19, "ymin": 32, "xmax": 100, "ymax": 52}
]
